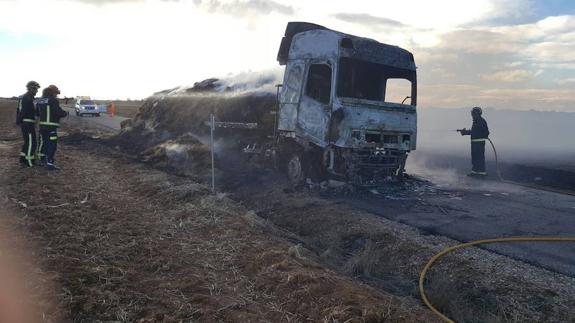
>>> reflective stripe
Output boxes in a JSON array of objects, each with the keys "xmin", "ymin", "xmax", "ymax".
[
  {"xmin": 46, "ymin": 104, "xmax": 51, "ymax": 124},
  {"xmin": 39, "ymin": 121, "xmax": 60, "ymax": 127},
  {"xmin": 471, "ymin": 138, "xmax": 487, "ymax": 142},
  {"xmin": 18, "ymin": 99, "xmax": 22, "ymax": 112},
  {"xmin": 20, "ymin": 152, "xmax": 26, "ymax": 157},
  {"xmin": 37, "ymin": 134, "xmax": 44, "ymax": 158},
  {"xmin": 472, "ymin": 171, "xmax": 487, "ymax": 175},
  {"xmin": 49, "ymin": 136, "xmax": 58, "ymax": 140},
  {"xmin": 22, "ymin": 118, "xmax": 36, "ymax": 123},
  {"xmin": 27, "ymin": 133, "xmax": 33, "ymax": 167}
]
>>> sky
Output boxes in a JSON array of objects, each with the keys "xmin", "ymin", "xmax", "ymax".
[{"xmin": 0, "ymin": 0, "xmax": 574, "ymax": 111}]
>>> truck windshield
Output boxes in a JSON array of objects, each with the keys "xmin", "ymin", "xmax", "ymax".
[
  {"xmin": 337, "ymin": 57, "xmax": 416, "ymax": 105},
  {"xmin": 81, "ymin": 100, "xmax": 95, "ymax": 105}
]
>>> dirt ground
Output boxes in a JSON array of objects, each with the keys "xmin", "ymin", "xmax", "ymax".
[
  {"xmin": 2, "ymin": 98, "xmax": 575, "ymax": 323},
  {"xmin": 0, "ymin": 100, "xmax": 435, "ymax": 322}
]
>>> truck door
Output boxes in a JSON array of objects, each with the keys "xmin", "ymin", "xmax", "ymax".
[
  {"xmin": 278, "ymin": 61, "xmax": 305, "ymax": 132},
  {"xmin": 298, "ymin": 62, "xmax": 333, "ymax": 146}
]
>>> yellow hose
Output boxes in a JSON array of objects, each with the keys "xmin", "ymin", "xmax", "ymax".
[{"xmin": 419, "ymin": 236, "xmax": 575, "ymax": 323}]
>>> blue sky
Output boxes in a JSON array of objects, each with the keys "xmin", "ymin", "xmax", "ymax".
[
  {"xmin": 483, "ymin": 0, "xmax": 575, "ymax": 25},
  {"xmin": 0, "ymin": 0, "xmax": 573, "ymax": 111},
  {"xmin": 0, "ymin": 32, "xmax": 52, "ymax": 53}
]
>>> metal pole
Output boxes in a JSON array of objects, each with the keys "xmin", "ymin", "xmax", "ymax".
[
  {"xmin": 273, "ymin": 84, "xmax": 282, "ymax": 142},
  {"xmin": 210, "ymin": 114, "xmax": 215, "ymax": 193}
]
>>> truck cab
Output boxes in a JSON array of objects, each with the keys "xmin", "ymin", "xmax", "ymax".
[{"xmin": 276, "ymin": 22, "xmax": 417, "ymax": 185}]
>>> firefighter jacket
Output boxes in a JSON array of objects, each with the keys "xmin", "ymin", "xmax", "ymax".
[
  {"xmin": 461, "ymin": 116, "xmax": 489, "ymax": 140},
  {"xmin": 36, "ymin": 97, "xmax": 68, "ymax": 128},
  {"xmin": 16, "ymin": 93, "xmax": 36, "ymax": 125}
]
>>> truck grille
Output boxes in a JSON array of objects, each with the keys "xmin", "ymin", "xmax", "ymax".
[{"xmin": 344, "ymin": 148, "xmax": 406, "ymax": 185}]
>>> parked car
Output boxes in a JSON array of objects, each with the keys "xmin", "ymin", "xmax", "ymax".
[{"xmin": 75, "ymin": 97, "xmax": 100, "ymax": 117}]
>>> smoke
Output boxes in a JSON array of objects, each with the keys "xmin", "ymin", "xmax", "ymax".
[
  {"xmin": 406, "ymin": 106, "xmax": 575, "ymax": 191},
  {"xmin": 414, "ymin": 107, "xmax": 575, "ymax": 170},
  {"xmin": 214, "ymin": 68, "xmax": 284, "ymax": 94},
  {"xmin": 158, "ymin": 68, "xmax": 283, "ymax": 97}
]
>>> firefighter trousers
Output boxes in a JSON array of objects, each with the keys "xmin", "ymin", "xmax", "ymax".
[
  {"xmin": 471, "ymin": 141, "xmax": 486, "ymax": 174},
  {"xmin": 39, "ymin": 127, "xmax": 58, "ymax": 164},
  {"xmin": 20, "ymin": 123, "xmax": 36, "ymax": 167}
]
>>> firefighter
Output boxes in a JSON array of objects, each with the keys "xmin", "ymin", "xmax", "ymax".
[
  {"xmin": 37, "ymin": 85, "xmax": 68, "ymax": 170},
  {"xmin": 458, "ymin": 107, "xmax": 490, "ymax": 177},
  {"xmin": 16, "ymin": 81, "xmax": 41, "ymax": 168}
]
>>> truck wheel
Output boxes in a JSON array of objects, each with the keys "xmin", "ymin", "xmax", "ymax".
[{"xmin": 287, "ymin": 153, "xmax": 305, "ymax": 185}]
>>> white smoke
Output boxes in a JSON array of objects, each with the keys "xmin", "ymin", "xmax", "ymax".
[
  {"xmin": 161, "ymin": 68, "xmax": 284, "ymax": 96},
  {"xmin": 215, "ymin": 68, "xmax": 284, "ymax": 94}
]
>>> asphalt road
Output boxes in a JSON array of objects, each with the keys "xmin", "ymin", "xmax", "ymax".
[
  {"xmin": 63, "ymin": 106, "xmax": 128, "ymax": 131},
  {"xmin": 347, "ymin": 177, "xmax": 575, "ymax": 277}
]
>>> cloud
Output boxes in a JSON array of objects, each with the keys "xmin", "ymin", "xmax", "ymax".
[
  {"xmin": 507, "ymin": 61, "xmax": 524, "ymax": 67},
  {"xmin": 199, "ymin": 0, "xmax": 294, "ymax": 16},
  {"xmin": 525, "ymin": 41, "xmax": 575, "ymax": 63},
  {"xmin": 71, "ymin": 0, "xmax": 177, "ymax": 5},
  {"xmin": 72, "ymin": 0, "xmax": 140, "ymax": 3},
  {"xmin": 332, "ymin": 13, "xmax": 406, "ymax": 29},
  {"xmin": 556, "ymin": 78, "xmax": 575, "ymax": 85},
  {"xmin": 420, "ymin": 84, "xmax": 575, "ymax": 111},
  {"xmin": 438, "ymin": 29, "xmax": 526, "ymax": 54},
  {"xmin": 481, "ymin": 69, "xmax": 536, "ymax": 82},
  {"xmin": 470, "ymin": 0, "xmax": 536, "ymax": 26},
  {"xmin": 0, "ymin": 0, "xmax": 573, "ymax": 111}
]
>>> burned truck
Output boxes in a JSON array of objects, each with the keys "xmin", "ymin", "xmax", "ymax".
[{"xmin": 274, "ymin": 22, "xmax": 417, "ymax": 185}]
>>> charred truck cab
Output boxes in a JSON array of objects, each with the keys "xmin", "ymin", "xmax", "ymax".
[{"xmin": 276, "ymin": 22, "xmax": 417, "ymax": 185}]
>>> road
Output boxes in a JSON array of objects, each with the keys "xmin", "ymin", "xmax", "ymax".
[
  {"xmin": 63, "ymin": 106, "xmax": 128, "ymax": 131},
  {"xmin": 346, "ymin": 176, "xmax": 575, "ymax": 277}
]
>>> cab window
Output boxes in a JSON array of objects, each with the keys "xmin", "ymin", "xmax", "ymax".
[{"xmin": 305, "ymin": 64, "xmax": 332, "ymax": 104}]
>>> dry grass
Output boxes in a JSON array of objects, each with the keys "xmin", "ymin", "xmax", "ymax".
[
  {"xmin": 0, "ymin": 101, "xmax": 435, "ymax": 322},
  {"xmin": 236, "ymin": 184, "xmax": 575, "ymax": 323}
]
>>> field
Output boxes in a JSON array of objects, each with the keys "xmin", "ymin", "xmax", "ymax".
[
  {"xmin": 104, "ymin": 100, "xmax": 143, "ymax": 118},
  {"xmin": 2, "ymin": 98, "xmax": 575, "ymax": 322}
]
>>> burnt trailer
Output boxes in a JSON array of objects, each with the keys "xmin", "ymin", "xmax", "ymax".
[{"xmin": 274, "ymin": 22, "xmax": 418, "ymax": 185}]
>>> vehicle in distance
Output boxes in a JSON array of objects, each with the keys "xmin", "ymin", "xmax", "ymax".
[{"xmin": 75, "ymin": 97, "xmax": 100, "ymax": 117}]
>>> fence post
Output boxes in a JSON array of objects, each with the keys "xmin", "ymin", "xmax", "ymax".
[{"xmin": 210, "ymin": 114, "xmax": 216, "ymax": 194}]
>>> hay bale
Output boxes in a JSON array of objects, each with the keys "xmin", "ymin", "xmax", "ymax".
[{"xmin": 112, "ymin": 78, "xmax": 278, "ymax": 175}]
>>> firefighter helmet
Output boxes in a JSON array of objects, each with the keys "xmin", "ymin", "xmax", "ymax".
[
  {"xmin": 471, "ymin": 106, "xmax": 482, "ymax": 116},
  {"xmin": 26, "ymin": 81, "xmax": 40, "ymax": 89},
  {"xmin": 46, "ymin": 85, "xmax": 61, "ymax": 95}
]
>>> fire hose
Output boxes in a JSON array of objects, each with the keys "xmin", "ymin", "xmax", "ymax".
[
  {"xmin": 419, "ymin": 237, "xmax": 575, "ymax": 323},
  {"xmin": 419, "ymin": 137, "xmax": 575, "ymax": 322}
]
